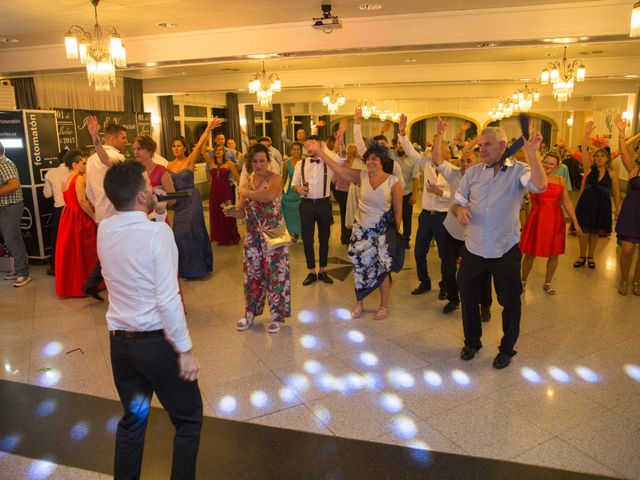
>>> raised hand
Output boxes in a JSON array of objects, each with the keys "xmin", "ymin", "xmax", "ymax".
[
  {"xmin": 460, "ymin": 121, "xmax": 471, "ymax": 131},
  {"xmin": 207, "ymin": 117, "xmax": 222, "ymax": 132},
  {"xmin": 584, "ymin": 120, "xmax": 595, "ymax": 136},
  {"xmin": 354, "ymin": 105, "xmax": 362, "ymax": 125},
  {"xmin": 381, "ymin": 122, "xmax": 391, "ymax": 133},
  {"xmin": 282, "ymin": 118, "xmax": 289, "ymax": 128},
  {"xmin": 614, "ymin": 114, "xmax": 627, "ymax": 134},
  {"xmin": 398, "ymin": 114, "xmax": 407, "ymax": 135},
  {"xmin": 525, "ymin": 130, "xmax": 543, "ymax": 152},
  {"xmin": 87, "ymin": 115, "xmax": 100, "ymax": 139},
  {"xmin": 337, "ymin": 118, "xmax": 348, "ymax": 136},
  {"xmin": 304, "ymin": 139, "xmax": 322, "ymax": 156},
  {"xmin": 436, "ymin": 116, "xmax": 447, "ymax": 136}
]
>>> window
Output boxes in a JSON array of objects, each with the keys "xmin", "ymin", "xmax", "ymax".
[{"xmin": 184, "ymin": 105, "xmax": 207, "ymax": 118}]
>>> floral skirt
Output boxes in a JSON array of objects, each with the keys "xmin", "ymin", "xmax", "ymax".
[{"xmin": 348, "ymin": 210, "xmax": 393, "ymax": 301}]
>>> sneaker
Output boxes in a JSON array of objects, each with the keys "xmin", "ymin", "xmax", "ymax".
[
  {"xmin": 13, "ymin": 275, "xmax": 32, "ymax": 287},
  {"xmin": 4, "ymin": 271, "xmax": 18, "ymax": 280}
]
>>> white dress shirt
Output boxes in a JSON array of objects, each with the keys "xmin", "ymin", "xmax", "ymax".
[
  {"xmin": 98, "ymin": 211, "xmax": 192, "ymax": 353},
  {"xmin": 43, "ymin": 164, "xmax": 69, "ymax": 208},
  {"xmin": 436, "ymin": 161, "xmax": 465, "ymax": 241},
  {"xmin": 85, "ymin": 145, "xmax": 125, "ymax": 223},
  {"xmin": 291, "ymin": 155, "xmax": 345, "ymax": 199},
  {"xmin": 399, "ymin": 135, "xmax": 450, "ymax": 212}
]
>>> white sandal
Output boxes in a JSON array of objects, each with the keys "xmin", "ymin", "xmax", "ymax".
[
  {"xmin": 236, "ymin": 317, "xmax": 252, "ymax": 331},
  {"xmin": 267, "ymin": 321, "xmax": 281, "ymax": 334},
  {"xmin": 543, "ymin": 283, "xmax": 556, "ymax": 295}
]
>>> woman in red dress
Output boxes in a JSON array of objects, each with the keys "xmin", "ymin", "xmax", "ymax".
[
  {"xmin": 206, "ymin": 144, "xmax": 240, "ymax": 244},
  {"xmin": 133, "ymin": 136, "xmax": 176, "ymax": 222},
  {"xmin": 55, "ymin": 149, "xmax": 101, "ymax": 298},
  {"xmin": 520, "ymin": 150, "xmax": 583, "ymax": 294}
]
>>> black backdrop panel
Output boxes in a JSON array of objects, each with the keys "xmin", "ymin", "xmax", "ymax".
[
  {"xmin": 24, "ymin": 111, "xmax": 60, "ymax": 184},
  {"xmin": 74, "ymin": 110, "xmax": 139, "ymax": 159},
  {"xmin": 136, "ymin": 112, "xmax": 151, "ymax": 136},
  {"xmin": 55, "ymin": 108, "xmax": 77, "ymax": 151},
  {"xmin": 0, "ymin": 111, "xmax": 30, "ymax": 185},
  {"xmin": 19, "ymin": 187, "xmax": 39, "ymax": 257}
]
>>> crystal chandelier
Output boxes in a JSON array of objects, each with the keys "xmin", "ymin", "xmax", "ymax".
[
  {"xmin": 361, "ymin": 101, "xmax": 377, "ymax": 119},
  {"xmin": 64, "ymin": 0, "xmax": 127, "ymax": 92},
  {"xmin": 511, "ymin": 84, "xmax": 540, "ymax": 113},
  {"xmin": 248, "ymin": 62, "xmax": 281, "ymax": 107},
  {"xmin": 322, "ymin": 89, "xmax": 345, "ymax": 114},
  {"xmin": 540, "ymin": 46, "xmax": 586, "ymax": 103}
]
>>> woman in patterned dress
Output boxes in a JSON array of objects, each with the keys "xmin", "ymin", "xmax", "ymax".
[{"xmin": 225, "ymin": 144, "xmax": 291, "ymax": 334}]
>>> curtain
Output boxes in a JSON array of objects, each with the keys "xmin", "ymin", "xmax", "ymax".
[
  {"xmin": 226, "ymin": 92, "xmax": 241, "ymax": 146},
  {"xmin": 34, "ymin": 73, "xmax": 124, "ymax": 110},
  {"xmin": 301, "ymin": 116, "xmax": 311, "ymax": 138},
  {"xmin": 410, "ymin": 121, "xmax": 426, "ymax": 150},
  {"xmin": 11, "ymin": 77, "xmax": 38, "ymax": 109},
  {"xmin": 123, "ymin": 77, "xmax": 143, "ymax": 112},
  {"xmin": 491, "ymin": 116, "xmax": 545, "ymax": 143},
  {"xmin": 244, "ymin": 104, "xmax": 255, "ymax": 137},
  {"xmin": 634, "ymin": 87, "xmax": 640, "ymax": 135},
  {"xmin": 159, "ymin": 95, "xmax": 176, "ymax": 158},
  {"xmin": 271, "ymin": 104, "xmax": 283, "ymax": 153},
  {"xmin": 540, "ymin": 120, "xmax": 552, "ymax": 149},
  {"xmin": 318, "ymin": 115, "xmax": 330, "ymax": 140}
]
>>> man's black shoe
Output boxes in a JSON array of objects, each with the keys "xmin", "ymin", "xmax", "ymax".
[
  {"xmin": 83, "ymin": 287, "xmax": 104, "ymax": 302},
  {"xmin": 460, "ymin": 345, "xmax": 480, "ymax": 361},
  {"xmin": 411, "ymin": 283, "xmax": 431, "ymax": 295},
  {"xmin": 318, "ymin": 271, "xmax": 334, "ymax": 284},
  {"xmin": 442, "ymin": 301, "xmax": 459, "ymax": 314},
  {"xmin": 438, "ymin": 288, "xmax": 447, "ymax": 300},
  {"xmin": 493, "ymin": 352, "xmax": 512, "ymax": 369},
  {"xmin": 46, "ymin": 267, "xmax": 55, "ymax": 276},
  {"xmin": 404, "ymin": 238, "xmax": 411, "ymax": 250},
  {"xmin": 481, "ymin": 305, "xmax": 491, "ymax": 322},
  {"xmin": 302, "ymin": 273, "xmax": 318, "ymax": 286}
]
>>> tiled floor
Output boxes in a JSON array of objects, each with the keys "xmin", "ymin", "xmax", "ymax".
[{"xmin": 1, "ymin": 206, "xmax": 639, "ymax": 479}]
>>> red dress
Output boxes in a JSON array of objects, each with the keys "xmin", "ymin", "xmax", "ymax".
[
  {"xmin": 520, "ymin": 182, "xmax": 566, "ymax": 257},
  {"xmin": 149, "ymin": 164, "xmax": 170, "ymax": 225},
  {"xmin": 209, "ymin": 167, "xmax": 240, "ymax": 244},
  {"xmin": 55, "ymin": 175, "xmax": 100, "ymax": 297}
]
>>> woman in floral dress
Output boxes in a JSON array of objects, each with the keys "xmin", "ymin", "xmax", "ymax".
[{"xmin": 225, "ymin": 144, "xmax": 291, "ymax": 333}]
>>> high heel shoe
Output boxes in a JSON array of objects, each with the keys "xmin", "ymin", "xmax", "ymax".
[
  {"xmin": 373, "ymin": 306, "xmax": 389, "ymax": 321},
  {"xmin": 573, "ymin": 256, "xmax": 586, "ymax": 268},
  {"xmin": 632, "ymin": 282, "xmax": 640, "ymax": 296},
  {"xmin": 351, "ymin": 303, "xmax": 363, "ymax": 318},
  {"xmin": 543, "ymin": 283, "xmax": 556, "ymax": 295},
  {"xmin": 618, "ymin": 281, "xmax": 629, "ymax": 296}
]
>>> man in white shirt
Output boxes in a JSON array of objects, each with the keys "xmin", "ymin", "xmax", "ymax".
[
  {"xmin": 291, "ymin": 135, "xmax": 342, "ymax": 285},
  {"xmin": 83, "ymin": 122, "xmax": 127, "ymax": 301},
  {"xmin": 98, "ymin": 160, "xmax": 201, "ymax": 480},
  {"xmin": 43, "ymin": 151, "xmax": 70, "ymax": 276},
  {"xmin": 398, "ymin": 115, "xmax": 451, "ymax": 299}
]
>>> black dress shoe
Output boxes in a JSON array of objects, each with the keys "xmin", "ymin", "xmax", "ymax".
[
  {"xmin": 438, "ymin": 289, "xmax": 447, "ymax": 300},
  {"xmin": 83, "ymin": 287, "xmax": 104, "ymax": 302},
  {"xmin": 493, "ymin": 352, "xmax": 512, "ymax": 369},
  {"xmin": 442, "ymin": 301, "xmax": 459, "ymax": 314},
  {"xmin": 480, "ymin": 305, "xmax": 491, "ymax": 322},
  {"xmin": 460, "ymin": 345, "xmax": 481, "ymax": 361},
  {"xmin": 302, "ymin": 273, "xmax": 317, "ymax": 286},
  {"xmin": 411, "ymin": 283, "xmax": 431, "ymax": 295},
  {"xmin": 317, "ymin": 271, "xmax": 334, "ymax": 284}
]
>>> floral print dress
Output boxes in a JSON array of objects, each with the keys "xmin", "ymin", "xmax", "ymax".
[{"xmin": 243, "ymin": 196, "xmax": 291, "ymax": 322}]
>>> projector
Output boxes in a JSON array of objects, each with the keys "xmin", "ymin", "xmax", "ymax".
[{"xmin": 312, "ymin": 2, "xmax": 342, "ymax": 33}]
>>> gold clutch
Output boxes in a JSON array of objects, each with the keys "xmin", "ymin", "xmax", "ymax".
[{"xmin": 261, "ymin": 224, "xmax": 293, "ymax": 251}]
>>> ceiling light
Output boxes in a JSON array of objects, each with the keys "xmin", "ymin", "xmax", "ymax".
[
  {"xmin": 247, "ymin": 53, "xmax": 281, "ymax": 59},
  {"xmin": 312, "ymin": 3, "xmax": 342, "ymax": 34},
  {"xmin": 631, "ymin": 1, "xmax": 640, "ymax": 37},
  {"xmin": 248, "ymin": 62, "xmax": 281, "ymax": 107},
  {"xmin": 405, "ymin": 58, "xmax": 417, "ymax": 63},
  {"xmin": 544, "ymin": 37, "xmax": 577, "ymax": 44},
  {"xmin": 359, "ymin": 3, "xmax": 383, "ymax": 10},
  {"xmin": 625, "ymin": 74, "xmax": 639, "ymax": 78},
  {"xmin": 64, "ymin": 0, "xmax": 126, "ymax": 92},
  {"xmin": 540, "ymin": 46, "xmax": 586, "ymax": 103},
  {"xmin": 322, "ymin": 88, "xmax": 345, "ymax": 114},
  {"xmin": 567, "ymin": 117, "xmax": 574, "ymax": 127},
  {"xmin": 476, "ymin": 42, "xmax": 500, "ymax": 48},
  {"xmin": 157, "ymin": 22, "xmax": 177, "ymax": 28}
]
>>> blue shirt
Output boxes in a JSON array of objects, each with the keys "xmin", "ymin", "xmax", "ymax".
[{"xmin": 453, "ymin": 158, "xmax": 545, "ymax": 258}]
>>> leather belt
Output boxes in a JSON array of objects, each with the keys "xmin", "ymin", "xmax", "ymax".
[
  {"xmin": 110, "ymin": 330, "xmax": 164, "ymax": 339},
  {"xmin": 301, "ymin": 197, "xmax": 330, "ymax": 203},
  {"xmin": 423, "ymin": 209, "xmax": 447, "ymax": 215}
]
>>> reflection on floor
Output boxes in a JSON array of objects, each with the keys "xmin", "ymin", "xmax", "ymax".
[{"xmin": 1, "ymin": 212, "xmax": 639, "ymax": 479}]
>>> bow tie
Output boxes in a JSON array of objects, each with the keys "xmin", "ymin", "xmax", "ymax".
[{"xmin": 310, "ymin": 159, "xmax": 320, "ymax": 164}]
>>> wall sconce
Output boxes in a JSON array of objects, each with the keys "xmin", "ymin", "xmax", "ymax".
[{"xmin": 566, "ymin": 117, "xmax": 574, "ymax": 127}]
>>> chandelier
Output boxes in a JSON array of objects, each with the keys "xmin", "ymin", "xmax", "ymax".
[
  {"xmin": 540, "ymin": 46, "xmax": 586, "ymax": 103},
  {"xmin": 248, "ymin": 62, "xmax": 281, "ymax": 107},
  {"xmin": 361, "ymin": 101, "xmax": 377, "ymax": 119},
  {"xmin": 489, "ymin": 84, "xmax": 541, "ymax": 121},
  {"xmin": 64, "ymin": 0, "xmax": 127, "ymax": 92},
  {"xmin": 322, "ymin": 89, "xmax": 345, "ymax": 114}
]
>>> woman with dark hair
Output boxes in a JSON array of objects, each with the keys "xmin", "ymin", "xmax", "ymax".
[
  {"xmin": 55, "ymin": 149, "xmax": 101, "ymax": 297},
  {"xmin": 206, "ymin": 143, "xmax": 241, "ymax": 244},
  {"xmin": 520, "ymin": 150, "xmax": 583, "ymax": 294},
  {"xmin": 225, "ymin": 144, "xmax": 291, "ymax": 334},
  {"xmin": 281, "ymin": 141, "xmax": 303, "ymax": 240},
  {"xmin": 167, "ymin": 119, "xmax": 218, "ymax": 278},
  {"xmin": 310, "ymin": 123, "xmax": 402, "ymax": 320},
  {"xmin": 613, "ymin": 114, "xmax": 640, "ymax": 295},
  {"xmin": 573, "ymin": 121, "xmax": 621, "ymax": 269}
]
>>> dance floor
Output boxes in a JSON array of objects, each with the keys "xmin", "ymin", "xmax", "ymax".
[{"xmin": 0, "ymin": 205, "xmax": 638, "ymax": 479}]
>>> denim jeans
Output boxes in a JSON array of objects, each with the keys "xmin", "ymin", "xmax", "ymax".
[{"xmin": 0, "ymin": 202, "xmax": 29, "ymax": 276}]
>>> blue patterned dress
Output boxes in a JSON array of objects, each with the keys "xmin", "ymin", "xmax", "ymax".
[{"xmin": 170, "ymin": 169, "xmax": 213, "ymax": 278}]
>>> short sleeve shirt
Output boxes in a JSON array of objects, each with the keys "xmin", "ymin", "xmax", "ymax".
[{"xmin": 0, "ymin": 156, "xmax": 23, "ymax": 206}]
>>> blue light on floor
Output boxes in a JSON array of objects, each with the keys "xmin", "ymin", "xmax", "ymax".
[
  {"xmin": 423, "ymin": 370, "xmax": 443, "ymax": 388},
  {"xmin": 297, "ymin": 310, "xmax": 317, "ymax": 324},
  {"xmin": 623, "ymin": 364, "xmax": 640, "ymax": 382},
  {"xmin": 317, "ymin": 373, "xmax": 339, "ymax": 392},
  {"xmin": 380, "ymin": 393, "xmax": 404, "ymax": 413},
  {"xmin": 250, "ymin": 391, "xmax": 269, "ymax": 409},
  {"xmin": 575, "ymin": 366, "xmax": 600, "ymax": 383},
  {"xmin": 548, "ymin": 367, "xmax": 571, "ymax": 383},
  {"xmin": 392, "ymin": 416, "xmax": 417, "ymax": 439},
  {"xmin": 347, "ymin": 330, "xmax": 365, "ymax": 344},
  {"xmin": 359, "ymin": 351, "xmax": 379, "ymax": 367},
  {"xmin": 35, "ymin": 400, "xmax": 57, "ymax": 417},
  {"xmin": 70, "ymin": 422, "xmax": 90, "ymax": 442},
  {"xmin": 278, "ymin": 387, "xmax": 298, "ymax": 403},
  {"xmin": 42, "ymin": 342, "xmax": 62, "ymax": 357},
  {"xmin": 521, "ymin": 367, "xmax": 543, "ymax": 384},
  {"xmin": 28, "ymin": 458, "xmax": 56, "ymax": 480},
  {"xmin": 0, "ymin": 434, "xmax": 21, "ymax": 458},
  {"xmin": 38, "ymin": 369, "xmax": 61, "ymax": 387},
  {"xmin": 105, "ymin": 416, "xmax": 119, "ymax": 433},
  {"xmin": 313, "ymin": 406, "xmax": 331, "ymax": 425},
  {"xmin": 285, "ymin": 374, "xmax": 310, "ymax": 393},
  {"xmin": 450, "ymin": 369, "xmax": 471, "ymax": 386},
  {"xmin": 218, "ymin": 395, "xmax": 238, "ymax": 413},
  {"xmin": 303, "ymin": 360, "xmax": 324, "ymax": 375},
  {"xmin": 300, "ymin": 335, "xmax": 320, "ymax": 349},
  {"xmin": 406, "ymin": 440, "xmax": 433, "ymax": 465},
  {"xmin": 345, "ymin": 373, "xmax": 366, "ymax": 392},
  {"xmin": 362, "ymin": 372, "xmax": 382, "ymax": 390},
  {"xmin": 334, "ymin": 308, "xmax": 352, "ymax": 321},
  {"xmin": 387, "ymin": 369, "xmax": 416, "ymax": 389}
]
